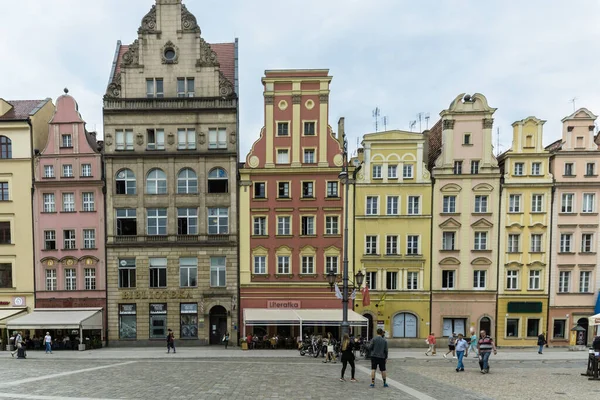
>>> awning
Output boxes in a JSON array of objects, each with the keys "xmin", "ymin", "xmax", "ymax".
[
  {"xmin": 589, "ymin": 313, "xmax": 600, "ymax": 327},
  {"xmin": 244, "ymin": 308, "xmax": 368, "ymax": 327},
  {"xmin": 0, "ymin": 308, "xmax": 28, "ymax": 327},
  {"xmin": 7, "ymin": 308, "xmax": 103, "ymax": 330}
]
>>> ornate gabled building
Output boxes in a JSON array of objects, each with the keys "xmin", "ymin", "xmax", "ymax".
[{"xmin": 103, "ymin": 0, "xmax": 238, "ymax": 344}]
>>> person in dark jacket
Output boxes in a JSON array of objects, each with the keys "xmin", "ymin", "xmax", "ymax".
[
  {"xmin": 537, "ymin": 333, "xmax": 546, "ymax": 354},
  {"xmin": 369, "ymin": 328, "xmax": 389, "ymax": 388},
  {"xmin": 166, "ymin": 329, "xmax": 176, "ymax": 354},
  {"xmin": 339, "ymin": 333, "xmax": 357, "ymax": 382}
]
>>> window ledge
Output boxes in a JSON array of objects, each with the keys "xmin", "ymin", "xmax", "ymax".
[
  {"xmin": 83, "ymin": 247, "xmax": 98, "ymax": 250},
  {"xmin": 528, "ymin": 174, "xmax": 543, "ymax": 177},
  {"xmin": 580, "ymin": 212, "xmax": 598, "ymax": 216},
  {"xmin": 558, "ymin": 252, "xmax": 575, "ymax": 255},
  {"xmin": 274, "ymin": 274, "xmax": 293, "ymax": 279},
  {"xmin": 562, "ymin": 175, "xmax": 576, "ymax": 178},
  {"xmin": 507, "ymin": 251, "xmax": 523, "ymax": 254},
  {"xmin": 578, "ymin": 252, "xmax": 596, "ymax": 255},
  {"xmin": 275, "ymin": 235, "xmax": 293, "ymax": 238},
  {"xmin": 41, "ymin": 248, "xmax": 57, "ymax": 251},
  {"xmin": 472, "ymin": 249, "xmax": 492, "ymax": 253},
  {"xmin": 441, "ymin": 212, "xmax": 461, "ymax": 216},
  {"xmin": 584, "ymin": 174, "xmax": 598, "ymax": 177},
  {"xmin": 529, "ymin": 251, "xmax": 544, "ymax": 254},
  {"xmin": 0, "ymin": 243, "xmax": 14, "ymax": 246},
  {"xmin": 59, "ymin": 146, "xmax": 73, "ymax": 149},
  {"xmin": 61, "ymin": 248, "xmax": 78, "ymax": 251},
  {"xmin": 440, "ymin": 249, "xmax": 459, "ymax": 252},
  {"xmin": 60, "ymin": 211, "xmax": 76, "ymax": 214},
  {"xmin": 300, "ymin": 235, "xmax": 317, "ymax": 238},
  {"xmin": 324, "ymin": 234, "xmax": 342, "ymax": 238},
  {"xmin": 300, "ymin": 197, "xmax": 316, "ymax": 201},
  {"xmin": 42, "ymin": 177, "xmax": 56, "ymax": 180},
  {"xmin": 81, "ymin": 210, "xmax": 96, "ymax": 213},
  {"xmin": 253, "ymin": 198, "xmax": 267, "ymax": 201},
  {"xmin": 298, "ymin": 274, "xmax": 318, "ymax": 279},
  {"xmin": 363, "ymin": 253, "xmax": 380, "ymax": 257},
  {"xmin": 508, "ymin": 212, "xmax": 524, "ymax": 214},
  {"xmin": 251, "ymin": 274, "xmax": 270, "ymax": 279},
  {"xmin": 325, "ymin": 197, "xmax": 341, "ymax": 201},
  {"xmin": 79, "ymin": 176, "xmax": 94, "ymax": 179},
  {"xmin": 41, "ymin": 211, "xmax": 57, "ymax": 214},
  {"xmin": 462, "ymin": 144, "xmax": 473, "ymax": 147},
  {"xmin": 530, "ymin": 211, "xmax": 546, "ymax": 214},
  {"xmin": 277, "ymin": 198, "xmax": 292, "ymax": 201},
  {"xmin": 61, "ymin": 176, "xmax": 75, "ymax": 179},
  {"xmin": 473, "ymin": 212, "xmax": 492, "ymax": 216},
  {"xmin": 251, "ymin": 235, "xmax": 269, "ymax": 239}
]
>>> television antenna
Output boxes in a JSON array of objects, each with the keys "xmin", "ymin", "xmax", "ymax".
[
  {"xmin": 409, "ymin": 120, "xmax": 417, "ymax": 132},
  {"xmin": 372, "ymin": 107, "xmax": 381, "ymax": 132},
  {"xmin": 416, "ymin": 112, "xmax": 430, "ymax": 131},
  {"xmin": 383, "ymin": 116, "xmax": 388, "ymax": 131}
]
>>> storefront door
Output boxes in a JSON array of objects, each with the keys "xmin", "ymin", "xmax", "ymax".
[
  {"xmin": 209, "ymin": 305, "xmax": 227, "ymax": 345},
  {"xmin": 577, "ymin": 317, "xmax": 589, "ymax": 345}
]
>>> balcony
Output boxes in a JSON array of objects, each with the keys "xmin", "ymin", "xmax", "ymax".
[
  {"xmin": 111, "ymin": 234, "xmax": 236, "ymax": 246},
  {"xmin": 103, "ymin": 97, "xmax": 237, "ymax": 112}
]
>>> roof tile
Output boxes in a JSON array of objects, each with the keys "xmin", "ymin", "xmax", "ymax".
[{"xmin": 0, "ymin": 100, "xmax": 47, "ymax": 120}]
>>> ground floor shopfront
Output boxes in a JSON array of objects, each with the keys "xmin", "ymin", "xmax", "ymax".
[
  {"xmin": 0, "ymin": 307, "xmax": 28, "ymax": 350},
  {"xmin": 548, "ymin": 306, "xmax": 596, "ymax": 347},
  {"xmin": 431, "ymin": 292, "xmax": 496, "ymax": 340},
  {"xmin": 496, "ymin": 296, "xmax": 548, "ymax": 347}
]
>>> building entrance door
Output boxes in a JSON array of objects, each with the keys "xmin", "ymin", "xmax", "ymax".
[
  {"xmin": 209, "ymin": 305, "xmax": 227, "ymax": 345},
  {"xmin": 361, "ymin": 314, "xmax": 374, "ymax": 339},
  {"xmin": 479, "ymin": 317, "xmax": 491, "ymax": 335},
  {"xmin": 577, "ymin": 317, "xmax": 589, "ymax": 345}
]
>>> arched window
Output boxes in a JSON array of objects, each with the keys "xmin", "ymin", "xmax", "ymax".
[
  {"xmin": 146, "ymin": 169, "xmax": 167, "ymax": 194},
  {"xmin": 208, "ymin": 168, "xmax": 228, "ymax": 193},
  {"xmin": 0, "ymin": 136, "xmax": 12, "ymax": 159},
  {"xmin": 115, "ymin": 169, "xmax": 136, "ymax": 195},
  {"xmin": 177, "ymin": 168, "xmax": 197, "ymax": 194},
  {"xmin": 392, "ymin": 312, "xmax": 418, "ymax": 338}
]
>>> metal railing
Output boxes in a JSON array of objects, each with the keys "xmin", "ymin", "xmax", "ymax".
[
  {"xmin": 112, "ymin": 234, "xmax": 235, "ymax": 244},
  {"xmin": 103, "ymin": 97, "xmax": 237, "ymax": 111}
]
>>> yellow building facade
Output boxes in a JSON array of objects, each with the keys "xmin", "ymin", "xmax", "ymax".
[
  {"xmin": 497, "ymin": 117, "xmax": 552, "ymax": 346},
  {"xmin": 353, "ymin": 130, "xmax": 431, "ymax": 345}
]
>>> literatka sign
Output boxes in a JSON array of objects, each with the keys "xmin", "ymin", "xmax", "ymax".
[{"xmin": 267, "ymin": 300, "xmax": 301, "ymax": 309}]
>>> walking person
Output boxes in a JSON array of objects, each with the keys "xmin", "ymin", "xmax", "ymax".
[
  {"xmin": 537, "ymin": 333, "xmax": 546, "ymax": 354},
  {"xmin": 369, "ymin": 328, "xmax": 389, "ymax": 388},
  {"xmin": 444, "ymin": 332, "xmax": 457, "ymax": 359},
  {"xmin": 477, "ymin": 330, "xmax": 497, "ymax": 374},
  {"xmin": 223, "ymin": 331, "xmax": 230, "ymax": 349},
  {"xmin": 44, "ymin": 332, "xmax": 52, "ymax": 354},
  {"xmin": 425, "ymin": 332, "xmax": 436, "ymax": 356},
  {"xmin": 339, "ymin": 333, "xmax": 357, "ymax": 382},
  {"xmin": 454, "ymin": 333, "xmax": 468, "ymax": 372},
  {"xmin": 466, "ymin": 331, "xmax": 478, "ymax": 358},
  {"xmin": 10, "ymin": 331, "xmax": 23, "ymax": 358},
  {"xmin": 166, "ymin": 328, "xmax": 176, "ymax": 354}
]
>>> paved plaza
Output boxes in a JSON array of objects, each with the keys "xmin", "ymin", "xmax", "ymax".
[{"xmin": 0, "ymin": 348, "xmax": 598, "ymax": 400}]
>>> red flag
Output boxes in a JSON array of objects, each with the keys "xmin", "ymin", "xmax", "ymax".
[{"xmin": 362, "ymin": 285, "xmax": 370, "ymax": 307}]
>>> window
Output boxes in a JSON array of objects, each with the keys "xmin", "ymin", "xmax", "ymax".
[
  {"xmin": 531, "ymin": 194, "xmax": 543, "ymax": 212},
  {"xmin": 474, "ymin": 195, "xmax": 488, "ymax": 213},
  {"xmin": 407, "ymin": 272, "xmax": 418, "ymax": 290},
  {"xmin": 442, "ymin": 318, "xmax": 467, "ymax": 337},
  {"xmin": 326, "ymin": 256, "xmax": 339, "ymax": 274},
  {"xmin": 278, "ymin": 182, "xmax": 290, "ymax": 198},
  {"xmin": 146, "ymin": 129, "xmax": 165, "ymax": 150},
  {"xmin": 44, "ymin": 165, "xmax": 54, "ymax": 178},
  {"xmin": 115, "ymin": 129, "xmax": 134, "ymax": 150},
  {"xmin": 453, "ymin": 161, "xmax": 462, "ymax": 174},
  {"xmin": 304, "ymin": 121, "xmax": 315, "ymax": 136},
  {"xmin": 386, "ymin": 235, "xmax": 398, "ymax": 255},
  {"xmin": 0, "ymin": 182, "xmax": 7, "ymax": 201},
  {"xmin": 564, "ymin": 162, "xmax": 574, "ymax": 176},
  {"xmin": 325, "ymin": 216, "xmax": 339, "ymax": 235},
  {"xmin": 529, "ymin": 270, "xmax": 541, "ymax": 290},
  {"xmin": 119, "ymin": 304, "xmax": 137, "ymax": 339},
  {"xmin": 586, "ymin": 162, "xmax": 595, "ymax": 176},
  {"xmin": 470, "ymin": 160, "xmax": 480, "ymax": 175},
  {"xmin": 388, "ymin": 165, "xmax": 397, "ymax": 179},
  {"xmin": 582, "ymin": 233, "xmax": 593, "ymax": 253},
  {"xmin": 302, "ymin": 182, "xmax": 314, "ymax": 198},
  {"xmin": 210, "ymin": 257, "xmax": 226, "ymax": 287},
  {"xmin": 61, "ymin": 134, "xmax": 72, "ymax": 148},
  {"xmin": 403, "ymin": 164, "xmax": 413, "ymax": 179},
  {"xmin": 62, "ymin": 193, "xmax": 75, "ymax": 212},
  {"xmin": 442, "ymin": 232, "xmax": 455, "ymax": 250},
  {"xmin": 372, "ymin": 165, "xmax": 382, "ymax": 179},
  {"xmin": 84, "ymin": 268, "xmax": 96, "ymax": 290},
  {"xmin": 301, "ymin": 256, "xmax": 315, "ymax": 274},
  {"xmin": 0, "ymin": 264, "xmax": 11, "ymax": 287},
  {"xmin": 62, "ymin": 165, "xmax": 73, "ymax": 178},
  {"xmin": 277, "ymin": 216, "xmax": 291, "ymax": 235},
  {"xmin": 43, "ymin": 193, "xmax": 55, "ymax": 213},
  {"xmin": 509, "ymin": 194, "xmax": 521, "ymax": 213},
  {"xmin": 81, "ymin": 164, "xmax": 92, "ymax": 177},
  {"xmin": 44, "ymin": 231, "xmax": 56, "ymax": 250},
  {"xmin": 561, "ymin": 193, "xmax": 574, "ymax": 213},
  {"xmin": 277, "ymin": 256, "xmax": 290, "ymax": 274},
  {"xmin": 442, "ymin": 270, "xmax": 455, "ymax": 289},
  {"xmin": 553, "ymin": 320, "xmax": 566, "ymax": 339},
  {"xmin": 0, "ymin": 222, "xmax": 10, "ymax": 244},
  {"xmin": 506, "ymin": 270, "xmax": 518, "ymax": 289},
  {"xmin": 116, "ymin": 209, "xmax": 137, "ymax": 236},
  {"xmin": 0, "ymin": 136, "xmax": 11, "ymax": 159},
  {"xmin": 208, "ymin": 208, "xmax": 229, "ymax": 234},
  {"xmin": 301, "ymin": 216, "xmax": 315, "ymax": 235},
  {"xmin": 208, "ymin": 168, "xmax": 228, "ymax": 194},
  {"xmin": 63, "ymin": 230, "xmax": 76, "ymax": 249},
  {"xmin": 177, "ymin": 168, "xmax": 198, "ymax": 194},
  {"xmin": 506, "ymin": 319, "xmax": 519, "ymax": 337},
  {"xmin": 83, "ymin": 229, "xmax": 95, "ymax": 249},
  {"xmin": 473, "ymin": 270, "xmax": 486, "ymax": 289},
  {"xmin": 177, "ymin": 208, "xmax": 198, "ymax": 235},
  {"xmin": 407, "ymin": 196, "xmax": 420, "ymax": 215},
  {"xmin": 147, "ymin": 208, "xmax": 167, "ymax": 236},
  {"xmin": 82, "ymin": 192, "xmax": 95, "ymax": 212},
  {"xmin": 45, "ymin": 269, "xmax": 56, "ymax": 291},
  {"xmin": 443, "ymin": 195, "xmax": 456, "ymax": 213},
  {"xmin": 277, "ymin": 122, "xmax": 289, "ymax": 136},
  {"xmin": 148, "ymin": 258, "xmax": 167, "ymax": 288},
  {"xmin": 579, "ymin": 271, "xmax": 591, "ymax": 293},
  {"xmin": 276, "ymin": 149, "xmax": 289, "ymax": 164},
  {"xmin": 327, "ymin": 181, "xmax": 338, "ymax": 198},
  {"xmin": 531, "ymin": 162, "xmax": 541, "ymax": 176},
  {"xmin": 146, "ymin": 169, "xmax": 167, "ymax": 195},
  {"xmin": 116, "ymin": 169, "xmax": 136, "ymax": 195},
  {"xmin": 118, "ymin": 258, "xmax": 136, "ymax": 288},
  {"xmin": 180, "ymin": 258, "xmax": 198, "ymax": 287},
  {"xmin": 387, "ymin": 196, "xmax": 398, "ymax": 215},
  {"xmin": 146, "ymin": 78, "xmax": 163, "ymax": 98},
  {"xmin": 386, "ymin": 271, "xmax": 398, "ymax": 290},
  {"xmin": 508, "ymin": 234, "xmax": 520, "ymax": 253},
  {"xmin": 558, "ymin": 271, "xmax": 570, "ymax": 293},
  {"xmin": 253, "ymin": 216, "xmax": 267, "ymax": 236},
  {"xmin": 303, "ymin": 149, "xmax": 315, "ymax": 164},
  {"xmin": 177, "ymin": 129, "xmax": 196, "ymax": 150},
  {"xmin": 474, "ymin": 232, "xmax": 487, "ymax": 250},
  {"xmin": 150, "ymin": 304, "xmax": 168, "ymax": 339},
  {"xmin": 254, "ymin": 182, "xmax": 266, "ymax": 199},
  {"xmin": 65, "ymin": 269, "xmax": 76, "ymax": 291},
  {"xmin": 366, "ymin": 196, "xmax": 378, "ymax": 215},
  {"xmin": 254, "ymin": 256, "xmax": 266, "ymax": 275},
  {"xmin": 366, "ymin": 236, "xmax": 378, "ymax": 255},
  {"xmin": 407, "ymin": 235, "xmax": 419, "ymax": 255},
  {"xmin": 366, "ymin": 271, "xmax": 377, "ymax": 290},
  {"xmin": 514, "ymin": 162, "xmax": 524, "ymax": 176},
  {"xmin": 530, "ymin": 234, "xmax": 542, "ymax": 252},
  {"xmin": 177, "ymin": 77, "xmax": 195, "ymax": 97},
  {"xmin": 463, "ymin": 133, "xmax": 471, "ymax": 145},
  {"xmin": 208, "ymin": 128, "xmax": 227, "ymax": 149},
  {"xmin": 560, "ymin": 233, "xmax": 573, "ymax": 253},
  {"xmin": 583, "ymin": 193, "xmax": 595, "ymax": 213}
]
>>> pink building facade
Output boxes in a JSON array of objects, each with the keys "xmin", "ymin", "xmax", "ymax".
[{"xmin": 33, "ymin": 91, "xmax": 106, "ymax": 337}]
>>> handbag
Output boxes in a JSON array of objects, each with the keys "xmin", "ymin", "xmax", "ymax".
[{"xmin": 327, "ymin": 345, "xmax": 334, "ymax": 353}]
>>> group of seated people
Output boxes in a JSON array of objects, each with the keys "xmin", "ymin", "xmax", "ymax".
[
  {"xmin": 245, "ymin": 333, "xmax": 297, "ymax": 349},
  {"xmin": 20, "ymin": 334, "xmax": 80, "ymax": 350}
]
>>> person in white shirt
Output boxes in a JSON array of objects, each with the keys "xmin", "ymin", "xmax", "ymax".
[
  {"xmin": 454, "ymin": 333, "xmax": 469, "ymax": 372},
  {"xmin": 44, "ymin": 332, "xmax": 52, "ymax": 354}
]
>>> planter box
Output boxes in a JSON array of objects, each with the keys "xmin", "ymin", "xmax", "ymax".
[{"xmin": 241, "ymin": 342, "xmax": 248, "ymax": 351}]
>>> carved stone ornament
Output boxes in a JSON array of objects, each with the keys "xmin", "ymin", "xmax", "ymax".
[
  {"xmin": 219, "ymin": 71, "xmax": 235, "ymax": 98},
  {"xmin": 589, "ymin": 125, "xmax": 596, "ymax": 131},
  {"xmin": 319, "ymin": 94, "xmax": 329, "ymax": 104},
  {"xmin": 122, "ymin": 40, "xmax": 140, "ymax": 66},
  {"xmin": 567, "ymin": 126, "xmax": 574, "ymax": 132},
  {"xmin": 167, "ymin": 132, "xmax": 175, "ymax": 145},
  {"xmin": 292, "ymin": 94, "xmax": 302, "ymax": 104},
  {"xmin": 443, "ymin": 119, "xmax": 455, "ymax": 130},
  {"xmin": 229, "ymin": 131, "xmax": 237, "ymax": 144},
  {"xmin": 196, "ymin": 38, "xmax": 220, "ymax": 67},
  {"xmin": 105, "ymin": 72, "xmax": 121, "ymax": 99},
  {"xmin": 136, "ymin": 133, "xmax": 144, "ymax": 146},
  {"xmin": 483, "ymin": 118, "xmax": 494, "ymax": 129},
  {"xmin": 181, "ymin": 4, "xmax": 200, "ymax": 33},
  {"xmin": 161, "ymin": 41, "xmax": 179, "ymax": 64},
  {"xmin": 138, "ymin": 5, "xmax": 158, "ymax": 34},
  {"xmin": 198, "ymin": 131, "xmax": 206, "ymax": 144},
  {"xmin": 104, "ymin": 133, "xmax": 113, "ymax": 146},
  {"xmin": 264, "ymin": 95, "xmax": 274, "ymax": 105}
]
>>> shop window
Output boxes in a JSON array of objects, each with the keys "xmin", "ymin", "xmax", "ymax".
[
  {"xmin": 119, "ymin": 304, "xmax": 137, "ymax": 339},
  {"xmin": 526, "ymin": 319, "xmax": 540, "ymax": 337},
  {"xmin": 180, "ymin": 303, "xmax": 198, "ymax": 338},
  {"xmin": 553, "ymin": 320, "xmax": 566, "ymax": 339},
  {"xmin": 442, "ymin": 318, "xmax": 465, "ymax": 337},
  {"xmin": 149, "ymin": 304, "xmax": 167, "ymax": 339},
  {"xmin": 392, "ymin": 313, "xmax": 417, "ymax": 338},
  {"xmin": 506, "ymin": 319, "xmax": 519, "ymax": 337}
]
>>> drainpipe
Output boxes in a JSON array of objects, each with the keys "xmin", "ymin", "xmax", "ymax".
[
  {"xmin": 429, "ymin": 175, "xmax": 434, "ymax": 337},
  {"xmin": 546, "ymin": 183, "xmax": 555, "ymax": 345},
  {"xmin": 495, "ymin": 174, "xmax": 503, "ymax": 341},
  {"xmin": 28, "ymin": 118, "xmax": 37, "ymax": 313},
  {"xmin": 101, "ymin": 149, "xmax": 108, "ymax": 347},
  {"xmin": 234, "ymin": 37, "xmax": 241, "ymax": 346}
]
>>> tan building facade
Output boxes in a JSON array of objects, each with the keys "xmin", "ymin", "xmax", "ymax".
[{"xmin": 103, "ymin": 0, "xmax": 239, "ymax": 344}]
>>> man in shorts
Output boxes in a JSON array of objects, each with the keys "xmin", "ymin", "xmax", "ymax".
[{"xmin": 369, "ymin": 328, "xmax": 389, "ymax": 388}]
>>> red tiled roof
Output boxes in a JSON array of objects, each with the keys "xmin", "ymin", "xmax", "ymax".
[
  {"xmin": 427, "ymin": 119, "xmax": 443, "ymax": 169},
  {"xmin": 113, "ymin": 45, "xmax": 129, "ymax": 78},
  {"xmin": 0, "ymin": 100, "xmax": 47, "ymax": 120},
  {"xmin": 545, "ymin": 138, "xmax": 563, "ymax": 152}
]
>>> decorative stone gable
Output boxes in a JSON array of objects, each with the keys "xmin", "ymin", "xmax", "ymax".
[
  {"xmin": 181, "ymin": 4, "xmax": 200, "ymax": 32},
  {"xmin": 105, "ymin": 73, "xmax": 121, "ymax": 99},
  {"xmin": 196, "ymin": 38, "xmax": 220, "ymax": 67},
  {"xmin": 122, "ymin": 40, "xmax": 140, "ymax": 66},
  {"xmin": 138, "ymin": 5, "xmax": 158, "ymax": 34}
]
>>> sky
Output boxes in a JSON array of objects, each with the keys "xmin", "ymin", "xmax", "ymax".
[{"xmin": 1, "ymin": 0, "xmax": 600, "ymax": 159}]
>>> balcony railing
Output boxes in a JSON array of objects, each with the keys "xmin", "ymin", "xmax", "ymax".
[
  {"xmin": 103, "ymin": 97, "xmax": 237, "ymax": 111},
  {"xmin": 112, "ymin": 234, "xmax": 235, "ymax": 245}
]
